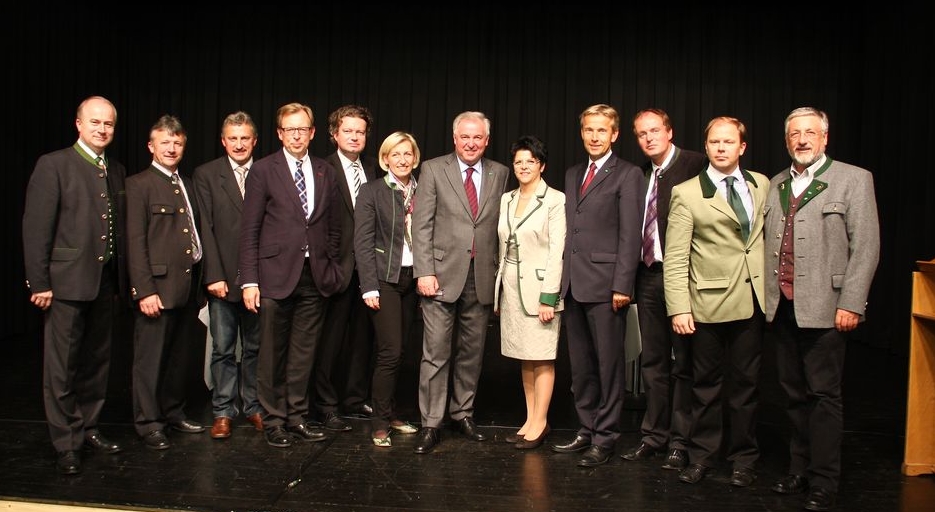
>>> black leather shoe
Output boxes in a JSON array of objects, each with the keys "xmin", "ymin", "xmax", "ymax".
[
  {"xmin": 287, "ymin": 423, "xmax": 327, "ymax": 442},
  {"xmin": 552, "ymin": 435, "xmax": 591, "ymax": 453},
  {"xmin": 265, "ymin": 426, "xmax": 293, "ymax": 448},
  {"xmin": 771, "ymin": 474, "xmax": 809, "ymax": 494},
  {"xmin": 142, "ymin": 430, "xmax": 170, "ymax": 450},
  {"xmin": 455, "ymin": 417, "xmax": 487, "ymax": 441},
  {"xmin": 56, "ymin": 450, "xmax": 80, "ymax": 475},
  {"xmin": 678, "ymin": 463, "xmax": 708, "ymax": 484},
  {"xmin": 804, "ymin": 486, "xmax": 835, "ymax": 511},
  {"xmin": 413, "ymin": 427, "xmax": 439, "ymax": 454},
  {"xmin": 323, "ymin": 411, "xmax": 351, "ymax": 432},
  {"xmin": 621, "ymin": 441, "xmax": 658, "ymax": 461},
  {"xmin": 343, "ymin": 403, "xmax": 373, "ymax": 418},
  {"xmin": 730, "ymin": 466, "xmax": 757, "ymax": 487},
  {"xmin": 577, "ymin": 445, "xmax": 613, "ymax": 467},
  {"xmin": 169, "ymin": 419, "xmax": 205, "ymax": 434},
  {"xmin": 85, "ymin": 432, "xmax": 122, "ymax": 454},
  {"xmin": 661, "ymin": 448, "xmax": 688, "ymax": 470},
  {"xmin": 504, "ymin": 431, "xmax": 524, "ymax": 444}
]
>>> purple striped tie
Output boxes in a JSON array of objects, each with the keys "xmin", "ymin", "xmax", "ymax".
[{"xmin": 642, "ymin": 168, "xmax": 660, "ymax": 267}]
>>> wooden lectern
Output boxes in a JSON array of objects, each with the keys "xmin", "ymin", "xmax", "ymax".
[{"xmin": 903, "ymin": 258, "xmax": 935, "ymax": 475}]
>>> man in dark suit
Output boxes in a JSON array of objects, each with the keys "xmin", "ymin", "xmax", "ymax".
[
  {"xmin": 127, "ymin": 115, "xmax": 207, "ymax": 451},
  {"xmin": 192, "ymin": 111, "xmax": 264, "ymax": 439},
  {"xmin": 551, "ymin": 104, "xmax": 645, "ymax": 467},
  {"xmin": 621, "ymin": 108, "xmax": 706, "ymax": 470},
  {"xmin": 410, "ymin": 111, "xmax": 509, "ymax": 454},
  {"xmin": 313, "ymin": 105, "xmax": 381, "ymax": 432},
  {"xmin": 23, "ymin": 95, "xmax": 127, "ymax": 475},
  {"xmin": 239, "ymin": 102, "xmax": 342, "ymax": 448}
]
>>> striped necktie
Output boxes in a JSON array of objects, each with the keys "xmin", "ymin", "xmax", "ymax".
[
  {"xmin": 351, "ymin": 161, "xmax": 363, "ymax": 206},
  {"xmin": 173, "ymin": 172, "xmax": 201, "ymax": 262},
  {"xmin": 235, "ymin": 166, "xmax": 247, "ymax": 198},
  {"xmin": 642, "ymin": 168, "xmax": 660, "ymax": 267},
  {"xmin": 294, "ymin": 160, "xmax": 308, "ymax": 217}
]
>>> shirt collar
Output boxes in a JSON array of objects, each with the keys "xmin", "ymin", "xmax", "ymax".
[
  {"xmin": 76, "ymin": 139, "xmax": 102, "ymax": 161},
  {"xmin": 790, "ymin": 154, "xmax": 827, "ymax": 179},
  {"xmin": 228, "ymin": 156, "xmax": 253, "ymax": 171}
]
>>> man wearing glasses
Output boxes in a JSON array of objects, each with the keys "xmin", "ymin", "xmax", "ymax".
[{"xmin": 238, "ymin": 102, "xmax": 343, "ymax": 448}]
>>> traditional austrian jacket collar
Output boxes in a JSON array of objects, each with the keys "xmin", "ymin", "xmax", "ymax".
[
  {"xmin": 698, "ymin": 168, "xmax": 763, "ymax": 198},
  {"xmin": 776, "ymin": 157, "xmax": 834, "ymax": 213}
]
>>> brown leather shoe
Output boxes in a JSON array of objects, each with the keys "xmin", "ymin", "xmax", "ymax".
[
  {"xmin": 246, "ymin": 413, "xmax": 264, "ymax": 432},
  {"xmin": 210, "ymin": 417, "xmax": 231, "ymax": 439}
]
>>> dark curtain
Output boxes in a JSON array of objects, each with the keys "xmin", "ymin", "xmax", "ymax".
[{"xmin": 6, "ymin": 7, "xmax": 934, "ymax": 356}]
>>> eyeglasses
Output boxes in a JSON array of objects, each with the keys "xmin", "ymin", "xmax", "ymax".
[
  {"xmin": 281, "ymin": 127, "xmax": 311, "ymax": 136},
  {"xmin": 513, "ymin": 159, "xmax": 540, "ymax": 167},
  {"xmin": 787, "ymin": 130, "xmax": 823, "ymax": 141}
]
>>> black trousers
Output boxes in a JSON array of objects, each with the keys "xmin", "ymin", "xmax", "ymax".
[
  {"xmin": 563, "ymin": 290, "xmax": 627, "ymax": 450},
  {"xmin": 314, "ymin": 269, "xmax": 373, "ymax": 415},
  {"xmin": 132, "ymin": 275, "xmax": 202, "ymax": 437},
  {"xmin": 256, "ymin": 263, "xmax": 328, "ymax": 429},
  {"xmin": 635, "ymin": 262, "xmax": 692, "ymax": 451},
  {"xmin": 687, "ymin": 297, "xmax": 763, "ymax": 470},
  {"xmin": 774, "ymin": 296, "xmax": 846, "ymax": 492},
  {"xmin": 369, "ymin": 267, "xmax": 417, "ymax": 431},
  {"xmin": 43, "ymin": 260, "xmax": 116, "ymax": 451}
]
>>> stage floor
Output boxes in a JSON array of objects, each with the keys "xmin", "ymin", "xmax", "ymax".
[{"xmin": 1, "ymin": 321, "xmax": 932, "ymax": 512}]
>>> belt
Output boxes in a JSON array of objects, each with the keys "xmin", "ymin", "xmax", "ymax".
[
  {"xmin": 401, "ymin": 266, "xmax": 413, "ymax": 275},
  {"xmin": 642, "ymin": 262, "xmax": 663, "ymax": 272}
]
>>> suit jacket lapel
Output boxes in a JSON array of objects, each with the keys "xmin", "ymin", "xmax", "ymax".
[
  {"xmin": 310, "ymin": 164, "xmax": 327, "ymax": 220},
  {"xmin": 273, "ymin": 152, "xmax": 307, "ymax": 218},
  {"xmin": 221, "ymin": 165, "xmax": 243, "ymax": 212},
  {"xmin": 511, "ymin": 179, "xmax": 548, "ymax": 232},
  {"xmin": 699, "ymin": 169, "xmax": 735, "ymax": 222},
  {"xmin": 328, "ymin": 154, "xmax": 354, "ymax": 214},
  {"xmin": 444, "ymin": 156, "xmax": 474, "ymax": 218},
  {"xmin": 477, "ymin": 159, "xmax": 499, "ymax": 218},
  {"xmin": 579, "ymin": 155, "xmax": 613, "ymax": 201}
]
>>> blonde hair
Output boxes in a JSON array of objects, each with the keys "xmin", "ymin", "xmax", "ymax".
[{"xmin": 378, "ymin": 131, "xmax": 421, "ymax": 171}]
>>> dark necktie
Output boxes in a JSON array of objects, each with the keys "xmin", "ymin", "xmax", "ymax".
[
  {"xmin": 642, "ymin": 168, "xmax": 660, "ymax": 267},
  {"xmin": 580, "ymin": 162, "xmax": 597, "ymax": 195},
  {"xmin": 294, "ymin": 160, "xmax": 308, "ymax": 217},
  {"xmin": 724, "ymin": 176, "xmax": 750, "ymax": 241}
]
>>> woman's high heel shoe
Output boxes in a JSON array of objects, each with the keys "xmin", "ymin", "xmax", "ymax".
[{"xmin": 515, "ymin": 424, "xmax": 550, "ymax": 450}]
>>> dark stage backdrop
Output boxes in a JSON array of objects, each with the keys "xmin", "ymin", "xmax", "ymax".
[{"xmin": 6, "ymin": 7, "xmax": 933, "ymax": 356}]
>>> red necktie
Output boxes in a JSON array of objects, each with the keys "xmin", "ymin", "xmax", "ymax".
[
  {"xmin": 580, "ymin": 162, "xmax": 597, "ymax": 195},
  {"xmin": 464, "ymin": 167, "xmax": 478, "ymax": 218},
  {"xmin": 465, "ymin": 167, "xmax": 478, "ymax": 258}
]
